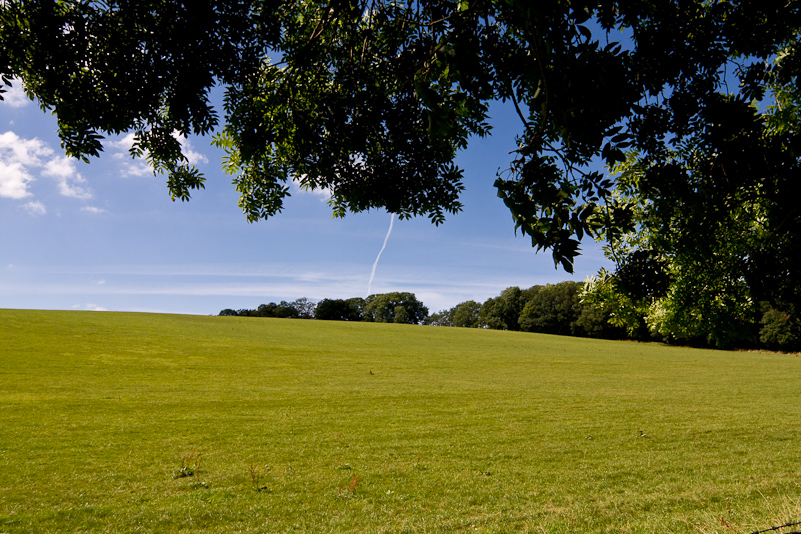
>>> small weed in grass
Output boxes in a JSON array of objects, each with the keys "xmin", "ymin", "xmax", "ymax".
[
  {"xmin": 413, "ymin": 455, "xmax": 427, "ymax": 470},
  {"xmin": 173, "ymin": 451, "xmax": 202, "ymax": 479},
  {"xmin": 248, "ymin": 460, "xmax": 269, "ymax": 492},
  {"xmin": 338, "ymin": 475, "xmax": 360, "ymax": 499}
]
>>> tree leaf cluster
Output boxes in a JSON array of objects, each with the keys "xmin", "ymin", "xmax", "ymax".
[
  {"xmin": 5, "ymin": 1, "xmax": 800, "ymax": 273},
  {"xmin": 1, "ymin": 0, "xmax": 276, "ymax": 197}
]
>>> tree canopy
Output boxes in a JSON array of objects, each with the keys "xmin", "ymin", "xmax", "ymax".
[
  {"xmin": 363, "ymin": 292, "xmax": 429, "ymax": 324},
  {"xmin": 2, "ymin": 0, "xmax": 800, "ymax": 283},
  {"xmin": 315, "ymin": 297, "xmax": 365, "ymax": 321}
]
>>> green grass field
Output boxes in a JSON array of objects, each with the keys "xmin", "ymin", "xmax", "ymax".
[{"xmin": 1, "ymin": 309, "xmax": 800, "ymax": 533}]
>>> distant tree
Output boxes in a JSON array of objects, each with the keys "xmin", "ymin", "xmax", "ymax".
[
  {"xmin": 278, "ymin": 301, "xmax": 300, "ymax": 318},
  {"xmin": 479, "ymin": 287, "xmax": 524, "ymax": 331},
  {"xmin": 451, "ymin": 300, "xmax": 482, "ymax": 328},
  {"xmin": 478, "ymin": 297, "xmax": 502, "ymax": 330},
  {"xmin": 315, "ymin": 298, "xmax": 364, "ymax": 321},
  {"xmin": 519, "ymin": 286, "xmax": 543, "ymax": 308},
  {"xmin": 393, "ymin": 305, "xmax": 410, "ymax": 324},
  {"xmin": 759, "ymin": 304, "xmax": 801, "ymax": 352},
  {"xmin": 314, "ymin": 299, "xmax": 340, "ymax": 320},
  {"xmin": 345, "ymin": 298, "xmax": 366, "ymax": 321},
  {"xmin": 581, "ymin": 269, "xmax": 653, "ymax": 341},
  {"xmin": 572, "ymin": 301, "xmax": 626, "ymax": 340},
  {"xmin": 424, "ymin": 310, "xmax": 453, "ymax": 326},
  {"xmin": 291, "ymin": 298, "xmax": 317, "ymax": 319},
  {"xmin": 425, "ymin": 300, "xmax": 481, "ymax": 327},
  {"xmin": 255, "ymin": 303, "xmax": 274, "ymax": 317},
  {"xmin": 254, "ymin": 301, "xmax": 299, "ymax": 318},
  {"xmin": 218, "ymin": 308, "xmax": 238, "ymax": 316},
  {"xmin": 363, "ymin": 293, "xmax": 428, "ymax": 324},
  {"xmin": 519, "ymin": 281, "xmax": 583, "ymax": 336}
]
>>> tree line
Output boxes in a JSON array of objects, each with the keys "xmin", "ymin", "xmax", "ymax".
[
  {"xmin": 437, "ymin": 284, "xmax": 800, "ymax": 351},
  {"xmin": 219, "ymin": 284, "xmax": 615, "ymax": 335},
  {"xmin": 425, "ymin": 282, "xmax": 623, "ymax": 340},
  {"xmin": 220, "ymin": 281, "xmax": 799, "ymax": 352},
  {"xmin": 219, "ymin": 292, "xmax": 428, "ymax": 325}
]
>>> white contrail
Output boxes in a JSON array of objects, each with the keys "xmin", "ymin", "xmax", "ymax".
[{"xmin": 367, "ymin": 213, "xmax": 395, "ymax": 297}]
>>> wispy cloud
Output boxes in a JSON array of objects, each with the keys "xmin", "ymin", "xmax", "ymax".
[
  {"xmin": 72, "ymin": 303, "xmax": 109, "ymax": 311},
  {"xmin": 22, "ymin": 200, "xmax": 46, "ymax": 215},
  {"xmin": 116, "ymin": 156, "xmax": 153, "ymax": 178},
  {"xmin": 0, "ymin": 259, "xmax": 570, "ymax": 313},
  {"xmin": 81, "ymin": 206, "xmax": 108, "ymax": 214}
]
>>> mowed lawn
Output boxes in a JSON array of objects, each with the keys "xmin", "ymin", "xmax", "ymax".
[{"xmin": 1, "ymin": 310, "xmax": 800, "ymax": 533}]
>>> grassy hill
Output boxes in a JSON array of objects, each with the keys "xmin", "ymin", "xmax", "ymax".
[{"xmin": 1, "ymin": 309, "xmax": 800, "ymax": 533}]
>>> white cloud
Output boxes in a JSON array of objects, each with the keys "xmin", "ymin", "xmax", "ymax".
[
  {"xmin": 116, "ymin": 156, "xmax": 154, "ymax": 178},
  {"xmin": 1, "ymin": 80, "xmax": 30, "ymax": 108},
  {"xmin": 0, "ymin": 131, "xmax": 53, "ymax": 166},
  {"xmin": 72, "ymin": 303, "xmax": 108, "ymax": 311},
  {"xmin": 42, "ymin": 156, "xmax": 92, "ymax": 199},
  {"xmin": 184, "ymin": 148, "xmax": 208, "ymax": 166},
  {"xmin": 291, "ymin": 176, "xmax": 332, "ymax": 201},
  {"xmin": 108, "ymin": 133, "xmax": 138, "ymax": 151},
  {"xmin": 0, "ymin": 131, "xmax": 93, "ymax": 200},
  {"xmin": 81, "ymin": 206, "xmax": 108, "ymax": 214},
  {"xmin": 22, "ymin": 201, "xmax": 46, "ymax": 215},
  {"xmin": 176, "ymin": 134, "xmax": 209, "ymax": 166},
  {"xmin": 109, "ymin": 132, "xmax": 208, "ymax": 177},
  {"xmin": 0, "ymin": 161, "xmax": 34, "ymax": 198}
]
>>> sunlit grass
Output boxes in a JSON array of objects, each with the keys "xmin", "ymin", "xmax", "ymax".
[{"xmin": 1, "ymin": 309, "xmax": 800, "ymax": 533}]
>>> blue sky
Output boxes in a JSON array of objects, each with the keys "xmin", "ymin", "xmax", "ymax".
[{"xmin": 0, "ymin": 81, "xmax": 611, "ymax": 315}]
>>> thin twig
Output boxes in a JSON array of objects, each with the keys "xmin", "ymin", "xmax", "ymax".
[{"xmin": 750, "ymin": 520, "xmax": 801, "ymax": 534}]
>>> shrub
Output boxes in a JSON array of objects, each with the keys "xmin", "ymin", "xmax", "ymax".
[{"xmin": 759, "ymin": 306, "xmax": 801, "ymax": 352}]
